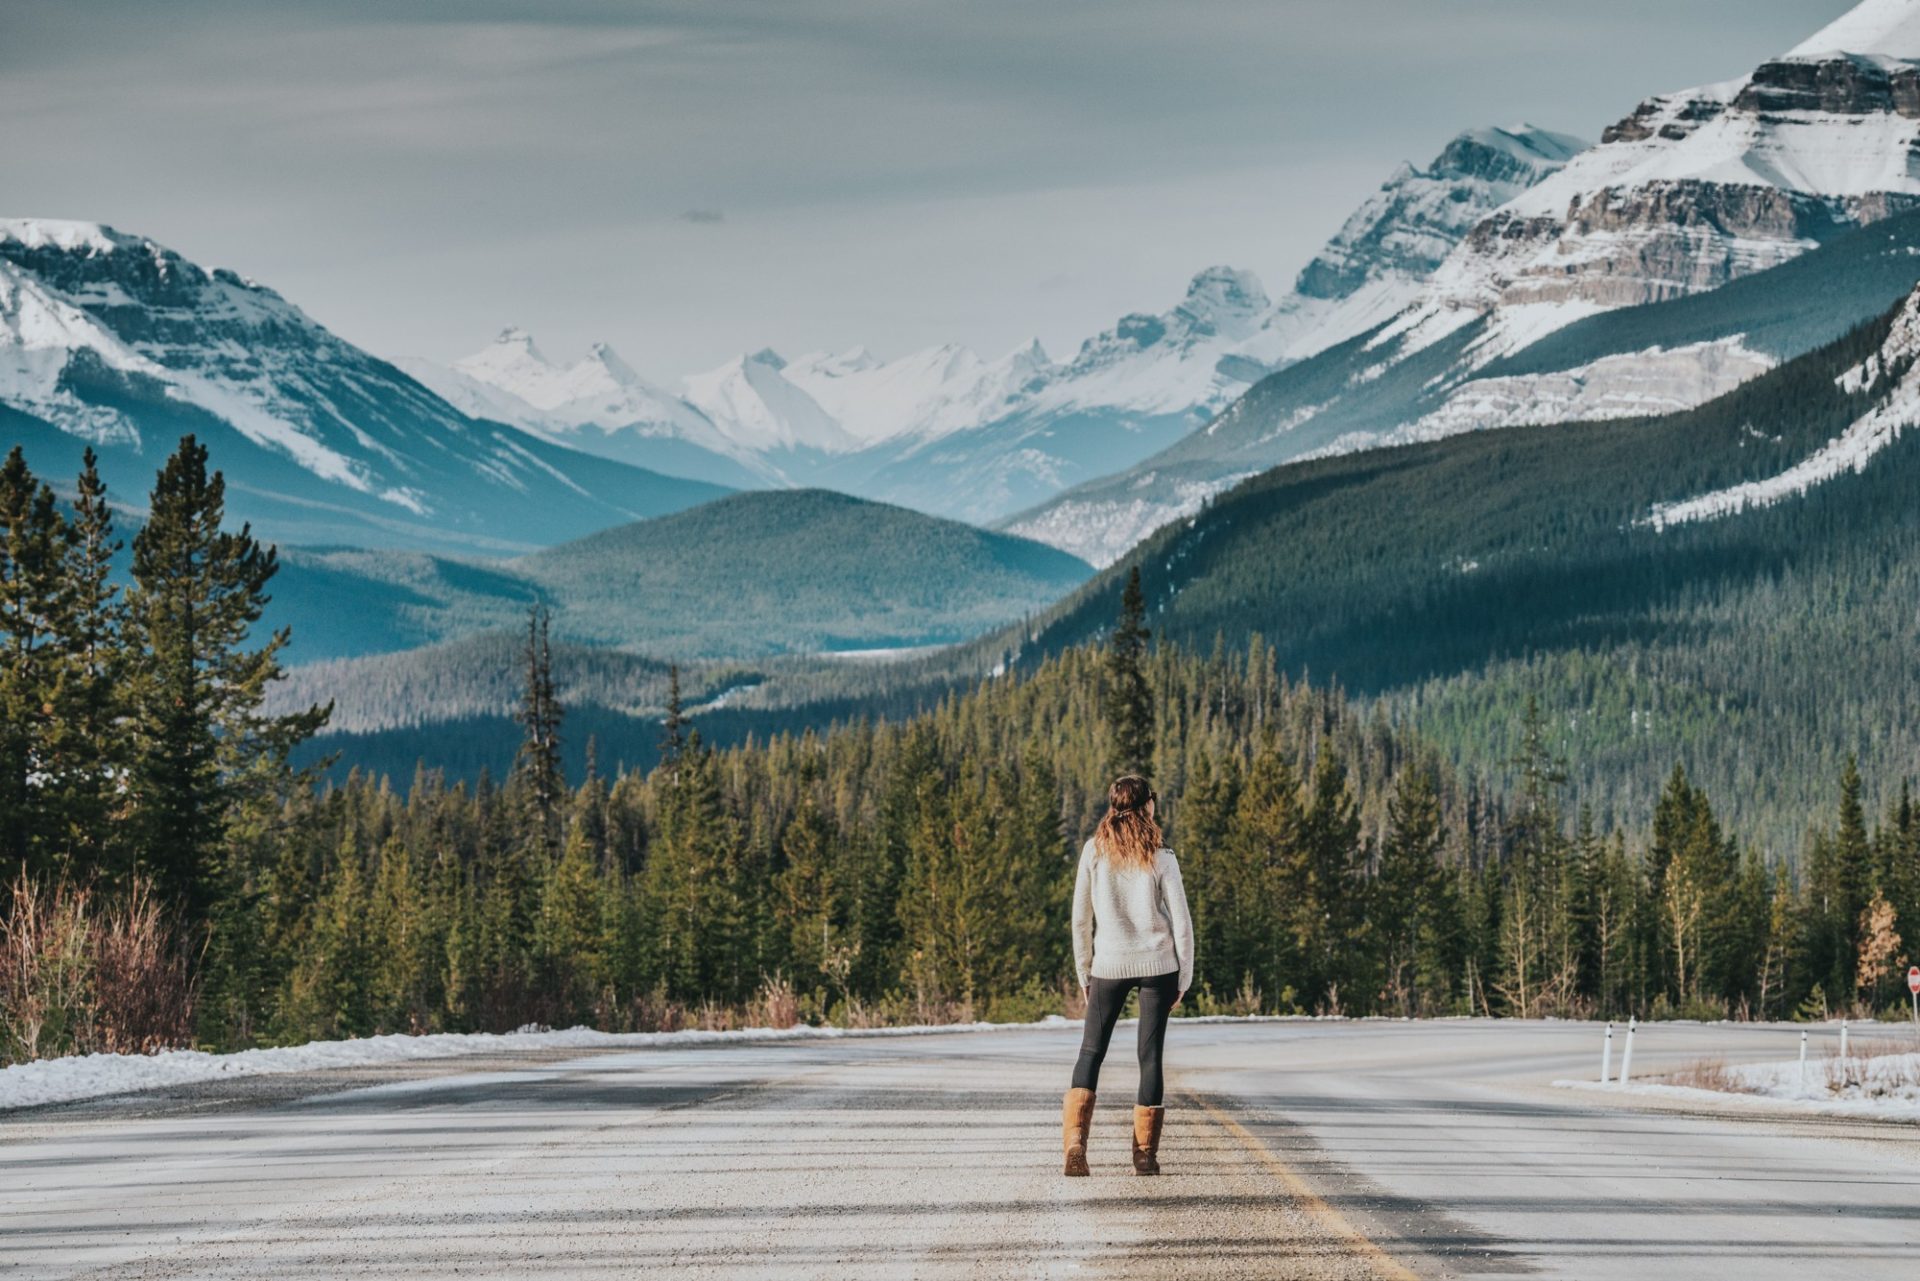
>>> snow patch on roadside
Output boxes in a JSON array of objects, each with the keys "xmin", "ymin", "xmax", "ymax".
[
  {"xmin": 1555, "ymin": 1049, "xmax": 1920, "ymax": 1121},
  {"xmin": 0, "ymin": 1012, "xmax": 1359, "ymax": 1112},
  {"xmin": 0, "ymin": 1019, "xmax": 1069, "ymax": 1112}
]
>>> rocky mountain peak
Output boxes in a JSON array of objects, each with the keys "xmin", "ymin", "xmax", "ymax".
[
  {"xmin": 1177, "ymin": 266, "xmax": 1272, "ymax": 332},
  {"xmin": 1293, "ymin": 124, "xmax": 1586, "ymax": 303}
]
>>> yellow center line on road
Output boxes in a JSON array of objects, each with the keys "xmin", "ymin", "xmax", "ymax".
[{"xmin": 1183, "ymin": 1090, "xmax": 1421, "ymax": 1281}]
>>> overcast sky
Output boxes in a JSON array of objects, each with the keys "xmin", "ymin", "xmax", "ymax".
[{"xmin": 3, "ymin": 0, "xmax": 1846, "ymax": 381}]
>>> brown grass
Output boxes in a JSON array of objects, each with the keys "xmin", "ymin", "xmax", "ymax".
[
  {"xmin": 1662, "ymin": 1057, "xmax": 1753, "ymax": 1093},
  {"xmin": 0, "ymin": 874, "xmax": 197, "ymax": 1065}
]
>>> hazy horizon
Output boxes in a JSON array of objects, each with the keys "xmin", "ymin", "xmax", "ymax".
[{"xmin": 4, "ymin": 0, "xmax": 1843, "ymax": 382}]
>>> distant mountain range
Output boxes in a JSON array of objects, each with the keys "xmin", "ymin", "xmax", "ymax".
[{"xmin": 402, "ymin": 124, "xmax": 1584, "ymax": 525}]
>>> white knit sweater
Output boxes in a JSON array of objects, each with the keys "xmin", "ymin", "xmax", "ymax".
[{"xmin": 1071, "ymin": 839, "xmax": 1195, "ymax": 993}]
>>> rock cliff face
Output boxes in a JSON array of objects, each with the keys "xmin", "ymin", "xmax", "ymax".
[
  {"xmin": 1734, "ymin": 53, "xmax": 1920, "ymax": 117},
  {"xmin": 1294, "ymin": 126, "xmax": 1584, "ymax": 302},
  {"xmin": 1428, "ymin": 9, "xmax": 1920, "ymax": 330}
]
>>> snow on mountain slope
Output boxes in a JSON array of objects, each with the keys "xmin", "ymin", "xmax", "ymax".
[
  {"xmin": 781, "ymin": 340, "xmax": 1048, "ymax": 446},
  {"xmin": 1399, "ymin": 337, "xmax": 1776, "ymax": 443},
  {"xmin": 1790, "ymin": 0, "xmax": 1920, "ymax": 57},
  {"xmin": 416, "ymin": 328, "xmax": 774, "ymax": 487},
  {"xmin": 0, "ymin": 218, "xmax": 726, "ymax": 552},
  {"xmin": 1649, "ymin": 280, "xmax": 1920, "ymax": 529},
  {"xmin": 682, "ymin": 348, "xmax": 857, "ymax": 455},
  {"xmin": 1259, "ymin": 125, "xmax": 1587, "ymax": 361}
]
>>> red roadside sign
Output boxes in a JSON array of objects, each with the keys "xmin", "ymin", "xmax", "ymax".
[{"xmin": 1908, "ymin": 966, "xmax": 1920, "ymax": 994}]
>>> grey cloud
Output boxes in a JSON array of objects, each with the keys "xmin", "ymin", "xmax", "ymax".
[{"xmin": 0, "ymin": 0, "xmax": 1853, "ymax": 381}]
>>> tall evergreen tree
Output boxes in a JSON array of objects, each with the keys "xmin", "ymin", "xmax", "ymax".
[
  {"xmin": 1104, "ymin": 565, "xmax": 1154, "ymax": 778},
  {"xmin": 0, "ymin": 447, "xmax": 70, "ymax": 879},
  {"xmin": 122, "ymin": 436, "xmax": 328, "ymax": 917},
  {"xmin": 43, "ymin": 448, "xmax": 128, "ymax": 875},
  {"xmin": 514, "ymin": 603, "xmax": 564, "ymax": 860},
  {"xmin": 1835, "ymin": 754, "xmax": 1873, "ymax": 972}
]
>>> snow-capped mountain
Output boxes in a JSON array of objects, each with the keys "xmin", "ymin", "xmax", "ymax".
[
  {"xmin": 0, "ymin": 219, "xmax": 727, "ymax": 553},
  {"xmin": 399, "ymin": 328, "xmax": 770, "ymax": 489},
  {"xmin": 781, "ymin": 340, "xmax": 1049, "ymax": 447},
  {"xmin": 1008, "ymin": 0, "xmax": 1920, "ymax": 567},
  {"xmin": 681, "ymin": 348, "xmax": 860, "ymax": 457}
]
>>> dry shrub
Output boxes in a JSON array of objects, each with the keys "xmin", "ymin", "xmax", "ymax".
[
  {"xmin": 626, "ymin": 985, "xmax": 686, "ymax": 1033},
  {"xmin": 91, "ymin": 879, "xmax": 196, "ymax": 1055},
  {"xmin": 1664, "ymin": 1057, "xmax": 1750, "ymax": 1093},
  {"xmin": 0, "ymin": 877, "xmax": 94, "ymax": 1063},
  {"xmin": 0, "ymin": 874, "xmax": 196, "ymax": 1065},
  {"xmin": 746, "ymin": 974, "xmax": 799, "ymax": 1030}
]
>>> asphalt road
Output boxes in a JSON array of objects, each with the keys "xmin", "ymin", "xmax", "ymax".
[{"xmin": 3, "ymin": 1020, "xmax": 1918, "ymax": 1278}]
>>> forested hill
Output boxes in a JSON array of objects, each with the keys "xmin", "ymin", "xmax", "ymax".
[
  {"xmin": 982, "ymin": 288, "xmax": 1920, "ymax": 855},
  {"xmin": 272, "ymin": 488, "xmax": 1092, "ymax": 663}
]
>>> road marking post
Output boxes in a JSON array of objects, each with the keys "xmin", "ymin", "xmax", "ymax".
[
  {"xmin": 1799, "ymin": 1029, "xmax": 1809, "ymax": 1088},
  {"xmin": 1908, "ymin": 966, "xmax": 1919, "ymax": 1037},
  {"xmin": 1600, "ymin": 1021, "xmax": 1613, "ymax": 1084},
  {"xmin": 1840, "ymin": 1019, "xmax": 1849, "ymax": 1060},
  {"xmin": 1619, "ymin": 1016, "xmax": 1635, "ymax": 1086}
]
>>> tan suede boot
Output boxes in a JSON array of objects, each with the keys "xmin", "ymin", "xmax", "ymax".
[
  {"xmin": 1131, "ymin": 1105, "xmax": 1165, "ymax": 1175},
  {"xmin": 1062, "ymin": 1088, "xmax": 1095, "ymax": 1176}
]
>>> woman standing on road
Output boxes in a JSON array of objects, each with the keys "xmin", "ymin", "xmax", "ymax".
[{"xmin": 1061, "ymin": 774, "xmax": 1195, "ymax": 1177}]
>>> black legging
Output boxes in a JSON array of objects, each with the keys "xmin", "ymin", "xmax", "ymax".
[{"xmin": 1070, "ymin": 971, "xmax": 1179, "ymax": 1106}]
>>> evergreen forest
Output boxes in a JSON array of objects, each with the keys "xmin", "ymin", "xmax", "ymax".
[{"xmin": 4, "ymin": 440, "xmax": 1917, "ymax": 1065}]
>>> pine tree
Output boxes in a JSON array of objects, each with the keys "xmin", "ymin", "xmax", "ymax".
[
  {"xmin": 1224, "ymin": 737, "xmax": 1300, "ymax": 1009},
  {"xmin": 1835, "ymin": 755, "xmax": 1873, "ymax": 971},
  {"xmin": 1377, "ymin": 766, "xmax": 1444, "ymax": 1016},
  {"xmin": 536, "ymin": 821, "xmax": 610, "ymax": 1025},
  {"xmin": 514, "ymin": 603, "xmax": 564, "ymax": 861},
  {"xmin": 1104, "ymin": 566, "xmax": 1153, "ymax": 778},
  {"xmin": 42, "ymin": 448, "xmax": 128, "ymax": 876},
  {"xmin": 659, "ymin": 663, "xmax": 687, "ymax": 769},
  {"xmin": 122, "ymin": 436, "xmax": 328, "ymax": 918},
  {"xmin": 1856, "ymin": 890, "xmax": 1902, "ymax": 1015},
  {"xmin": 773, "ymin": 792, "xmax": 838, "ymax": 996},
  {"xmin": 0, "ymin": 447, "xmax": 70, "ymax": 879},
  {"xmin": 1297, "ymin": 751, "xmax": 1364, "ymax": 1013}
]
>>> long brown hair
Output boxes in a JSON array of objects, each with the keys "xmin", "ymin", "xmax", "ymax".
[{"xmin": 1094, "ymin": 775, "xmax": 1161, "ymax": 872}]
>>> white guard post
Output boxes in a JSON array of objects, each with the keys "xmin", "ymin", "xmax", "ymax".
[
  {"xmin": 1600, "ymin": 1021, "xmax": 1614, "ymax": 1084},
  {"xmin": 1619, "ymin": 1016, "xmax": 1636, "ymax": 1086},
  {"xmin": 1841, "ymin": 1019, "xmax": 1849, "ymax": 1060},
  {"xmin": 1799, "ymin": 1029, "xmax": 1809, "ymax": 1088}
]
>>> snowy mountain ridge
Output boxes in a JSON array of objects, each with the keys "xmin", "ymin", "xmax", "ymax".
[{"xmin": 0, "ymin": 217, "xmax": 728, "ymax": 551}]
